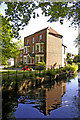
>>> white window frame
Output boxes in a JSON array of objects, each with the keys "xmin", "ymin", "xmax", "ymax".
[
  {"xmin": 24, "ymin": 56, "xmax": 27, "ymax": 63},
  {"xmin": 36, "ymin": 44, "xmax": 39, "ymax": 52},
  {"xmin": 27, "ymin": 46, "xmax": 30, "ymax": 53},
  {"xmin": 40, "ymin": 43, "xmax": 44, "ymax": 52},
  {"xmin": 35, "ymin": 54, "xmax": 44, "ymax": 63},
  {"xmin": 32, "ymin": 46, "xmax": 34, "ymax": 53}
]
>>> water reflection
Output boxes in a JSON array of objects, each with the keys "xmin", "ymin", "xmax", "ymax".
[
  {"xmin": 3, "ymin": 73, "xmax": 80, "ymax": 119},
  {"xmin": 2, "ymin": 90, "xmax": 18, "ymax": 120},
  {"xmin": 18, "ymin": 80, "xmax": 66, "ymax": 116},
  {"xmin": 78, "ymin": 72, "xmax": 80, "ymax": 112}
]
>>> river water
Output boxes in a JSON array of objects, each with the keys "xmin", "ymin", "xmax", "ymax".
[{"xmin": 2, "ymin": 72, "xmax": 80, "ymax": 119}]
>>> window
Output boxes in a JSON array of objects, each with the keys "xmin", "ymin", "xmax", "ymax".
[
  {"xmin": 36, "ymin": 56, "xmax": 39, "ymax": 63},
  {"xmin": 24, "ymin": 48, "xmax": 26, "ymax": 53},
  {"xmin": 26, "ymin": 40, "xmax": 29, "ymax": 45},
  {"xmin": 39, "ymin": 35, "xmax": 42, "ymax": 40},
  {"xmin": 24, "ymin": 56, "xmax": 26, "ymax": 63},
  {"xmin": 27, "ymin": 56, "xmax": 30, "ymax": 63},
  {"xmin": 40, "ymin": 44, "xmax": 44, "ymax": 52},
  {"xmin": 40, "ymin": 56, "xmax": 44, "ymax": 62},
  {"xmin": 32, "ymin": 58, "xmax": 34, "ymax": 64},
  {"xmin": 36, "ymin": 44, "xmax": 39, "ymax": 52},
  {"xmin": 32, "ymin": 37, "xmax": 35, "ymax": 43},
  {"xmin": 27, "ymin": 47, "xmax": 30, "ymax": 53},
  {"xmin": 26, "ymin": 48, "xmax": 27, "ymax": 53},
  {"xmin": 32, "ymin": 46, "xmax": 34, "ymax": 53}
]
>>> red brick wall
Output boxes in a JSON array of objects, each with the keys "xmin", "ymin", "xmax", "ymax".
[{"xmin": 24, "ymin": 29, "xmax": 47, "ymax": 62}]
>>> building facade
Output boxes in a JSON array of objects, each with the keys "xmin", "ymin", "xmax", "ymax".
[{"xmin": 15, "ymin": 27, "xmax": 67, "ymax": 68}]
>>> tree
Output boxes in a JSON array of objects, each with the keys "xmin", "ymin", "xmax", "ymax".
[
  {"xmin": 66, "ymin": 53, "xmax": 73, "ymax": 65},
  {"xmin": 1, "ymin": 16, "xmax": 22, "ymax": 65},
  {"xmin": 73, "ymin": 55, "xmax": 80, "ymax": 63},
  {"xmin": 1, "ymin": 1, "xmax": 80, "ymax": 63},
  {"xmin": 74, "ymin": 34, "xmax": 80, "ymax": 47},
  {"xmin": 1, "ymin": 1, "xmax": 79, "ymax": 39}
]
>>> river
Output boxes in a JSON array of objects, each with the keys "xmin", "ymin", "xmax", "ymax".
[{"xmin": 2, "ymin": 72, "xmax": 80, "ymax": 119}]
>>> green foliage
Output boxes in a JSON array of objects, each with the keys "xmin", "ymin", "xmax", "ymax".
[
  {"xmin": 46, "ymin": 69, "xmax": 55, "ymax": 77},
  {"xmin": 66, "ymin": 53, "xmax": 73, "ymax": 65},
  {"xmin": 74, "ymin": 34, "xmax": 80, "ymax": 47},
  {"xmin": 1, "ymin": 1, "xmax": 79, "ymax": 39},
  {"xmin": 1, "ymin": 16, "xmax": 23, "ymax": 65},
  {"xmin": 67, "ymin": 63, "xmax": 78, "ymax": 71},
  {"xmin": 67, "ymin": 53, "xmax": 71, "ymax": 59},
  {"xmin": 73, "ymin": 55, "xmax": 80, "ymax": 63},
  {"xmin": 78, "ymin": 63, "xmax": 80, "ymax": 71},
  {"xmin": 67, "ymin": 58, "xmax": 73, "ymax": 65},
  {"xmin": 36, "ymin": 62, "xmax": 46, "ymax": 70}
]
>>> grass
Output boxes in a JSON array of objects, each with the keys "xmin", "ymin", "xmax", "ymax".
[
  {"xmin": 1, "ymin": 63, "xmax": 78, "ymax": 91},
  {"xmin": 1, "ymin": 63, "xmax": 78, "ymax": 77}
]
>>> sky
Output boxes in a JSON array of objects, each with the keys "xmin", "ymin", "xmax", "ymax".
[{"xmin": 0, "ymin": 2, "xmax": 78, "ymax": 55}]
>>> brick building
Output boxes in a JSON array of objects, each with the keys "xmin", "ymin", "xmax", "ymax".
[{"xmin": 15, "ymin": 27, "xmax": 67, "ymax": 68}]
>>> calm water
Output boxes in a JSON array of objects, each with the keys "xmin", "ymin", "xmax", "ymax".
[{"xmin": 2, "ymin": 73, "xmax": 80, "ymax": 119}]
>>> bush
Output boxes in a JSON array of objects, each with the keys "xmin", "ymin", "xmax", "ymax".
[
  {"xmin": 78, "ymin": 63, "xmax": 80, "ymax": 71},
  {"xmin": 67, "ymin": 59, "xmax": 73, "ymax": 65},
  {"xmin": 35, "ymin": 62, "xmax": 46, "ymax": 70},
  {"xmin": 18, "ymin": 61, "xmax": 23, "ymax": 65},
  {"xmin": 73, "ymin": 55, "xmax": 80, "ymax": 63}
]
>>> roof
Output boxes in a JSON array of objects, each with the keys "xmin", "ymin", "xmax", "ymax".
[
  {"xmin": 48, "ymin": 27, "xmax": 63, "ymax": 37},
  {"xmin": 24, "ymin": 26, "xmax": 63, "ymax": 39},
  {"xmin": 24, "ymin": 27, "xmax": 48, "ymax": 39}
]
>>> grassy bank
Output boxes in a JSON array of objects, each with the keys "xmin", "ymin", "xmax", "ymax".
[{"xmin": 2, "ymin": 63, "xmax": 78, "ymax": 91}]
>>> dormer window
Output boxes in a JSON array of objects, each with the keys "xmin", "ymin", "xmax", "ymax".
[
  {"xmin": 32, "ymin": 37, "xmax": 35, "ymax": 43},
  {"xmin": 26, "ymin": 40, "xmax": 29, "ymax": 45},
  {"xmin": 39, "ymin": 35, "xmax": 42, "ymax": 40}
]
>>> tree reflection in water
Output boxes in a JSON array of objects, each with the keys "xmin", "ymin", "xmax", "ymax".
[{"xmin": 2, "ymin": 90, "xmax": 18, "ymax": 120}]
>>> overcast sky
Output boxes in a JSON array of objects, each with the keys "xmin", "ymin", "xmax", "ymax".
[{"xmin": 0, "ymin": 2, "xmax": 78, "ymax": 54}]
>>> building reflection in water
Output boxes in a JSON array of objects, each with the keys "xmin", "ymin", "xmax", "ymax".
[
  {"xmin": 18, "ymin": 79, "xmax": 66, "ymax": 116},
  {"xmin": 45, "ymin": 82, "xmax": 66, "ymax": 115}
]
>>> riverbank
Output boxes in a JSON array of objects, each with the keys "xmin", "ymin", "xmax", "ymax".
[{"xmin": 2, "ymin": 63, "xmax": 78, "ymax": 91}]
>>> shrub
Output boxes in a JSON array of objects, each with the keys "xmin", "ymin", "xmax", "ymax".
[
  {"xmin": 78, "ymin": 63, "xmax": 80, "ymax": 71},
  {"xmin": 46, "ymin": 69, "xmax": 55, "ymax": 77},
  {"xmin": 36, "ymin": 62, "xmax": 46, "ymax": 70},
  {"xmin": 73, "ymin": 55, "xmax": 80, "ymax": 63},
  {"xmin": 67, "ymin": 58, "xmax": 73, "ymax": 65}
]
